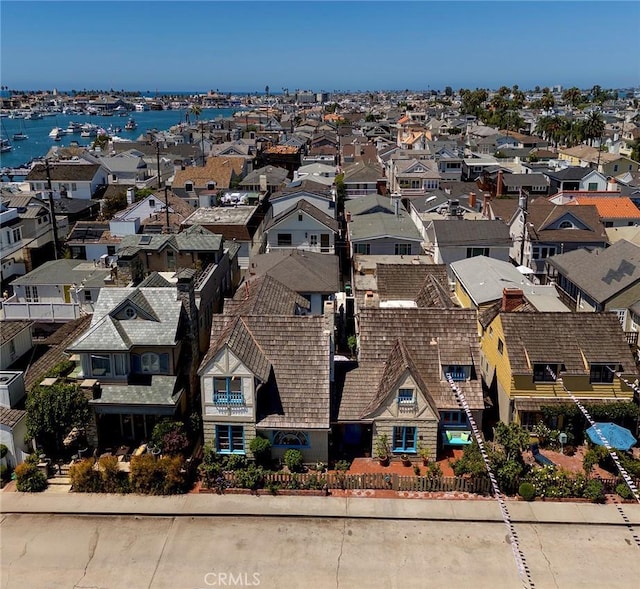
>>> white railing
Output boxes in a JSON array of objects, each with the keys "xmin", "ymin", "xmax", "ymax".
[{"xmin": 0, "ymin": 298, "xmax": 81, "ymax": 321}]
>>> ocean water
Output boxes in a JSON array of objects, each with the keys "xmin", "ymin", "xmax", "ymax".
[{"xmin": 0, "ymin": 108, "xmax": 239, "ymax": 170}]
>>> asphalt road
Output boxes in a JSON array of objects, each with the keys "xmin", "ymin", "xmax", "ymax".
[{"xmin": 1, "ymin": 514, "xmax": 638, "ymax": 589}]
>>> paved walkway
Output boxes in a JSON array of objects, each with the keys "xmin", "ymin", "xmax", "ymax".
[{"xmin": 2, "ymin": 490, "xmax": 639, "ymax": 525}]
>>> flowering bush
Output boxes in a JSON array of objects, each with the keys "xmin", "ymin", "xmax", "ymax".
[{"xmin": 525, "ymin": 466, "xmax": 586, "ymax": 499}]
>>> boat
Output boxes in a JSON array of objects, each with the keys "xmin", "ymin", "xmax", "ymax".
[
  {"xmin": 49, "ymin": 127, "xmax": 63, "ymax": 139},
  {"xmin": 124, "ymin": 118, "xmax": 137, "ymax": 131},
  {"xmin": 66, "ymin": 121, "xmax": 82, "ymax": 134},
  {"xmin": 80, "ymin": 124, "xmax": 98, "ymax": 137},
  {"xmin": 12, "ymin": 131, "xmax": 28, "ymax": 141},
  {"xmin": 0, "ymin": 138, "xmax": 12, "ymax": 153}
]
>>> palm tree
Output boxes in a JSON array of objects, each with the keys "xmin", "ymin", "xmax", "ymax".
[
  {"xmin": 190, "ymin": 103, "xmax": 202, "ymax": 122},
  {"xmin": 582, "ymin": 111, "xmax": 605, "ymax": 146},
  {"xmin": 562, "ymin": 87, "xmax": 582, "ymax": 108}
]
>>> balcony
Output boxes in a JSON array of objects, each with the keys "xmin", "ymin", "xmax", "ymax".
[{"xmin": 0, "ymin": 294, "xmax": 89, "ymax": 321}]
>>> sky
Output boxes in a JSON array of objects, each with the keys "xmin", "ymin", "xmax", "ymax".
[{"xmin": 1, "ymin": 1, "xmax": 639, "ymax": 92}]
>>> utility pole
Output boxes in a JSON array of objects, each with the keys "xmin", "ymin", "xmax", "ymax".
[
  {"xmin": 200, "ymin": 121, "xmax": 205, "ymax": 166},
  {"xmin": 45, "ymin": 159, "xmax": 60, "ymax": 259},
  {"xmin": 518, "ymin": 188, "xmax": 528, "ymax": 266},
  {"xmin": 156, "ymin": 141, "xmax": 161, "ymax": 189},
  {"xmin": 164, "ymin": 184, "xmax": 170, "ymax": 233}
]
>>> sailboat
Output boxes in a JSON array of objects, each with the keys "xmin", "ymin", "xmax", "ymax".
[
  {"xmin": 13, "ymin": 120, "xmax": 29, "ymax": 141},
  {"xmin": 1, "ymin": 122, "xmax": 13, "ymax": 152}
]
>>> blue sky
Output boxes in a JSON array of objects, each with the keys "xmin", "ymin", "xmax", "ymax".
[{"xmin": 1, "ymin": 1, "xmax": 638, "ymax": 92}]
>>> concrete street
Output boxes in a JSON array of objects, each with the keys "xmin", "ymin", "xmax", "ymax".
[{"xmin": 1, "ymin": 511, "xmax": 639, "ymax": 589}]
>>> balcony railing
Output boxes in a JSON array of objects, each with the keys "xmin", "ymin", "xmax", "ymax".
[
  {"xmin": 625, "ymin": 331, "xmax": 638, "ymax": 347},
  {"xmin": 0, "ymin": 294, "xmax": 86, "ymax": 321}
]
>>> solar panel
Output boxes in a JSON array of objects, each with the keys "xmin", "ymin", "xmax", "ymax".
[{"xmin": 139, "ymin": 235, "xmax": 152, "ymax": 245}]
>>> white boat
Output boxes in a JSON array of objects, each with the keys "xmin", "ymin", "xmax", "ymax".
[
  {"xmin": 124, "ymin": 117, "xmax": 137, "ymax": 131},
  {"xmin": 0, "ymin": 138, "xmax": 12, "ymax": 153},
  {"xmin": 80, "ymin": 124, "xmax": 98, "ymax": 137},
  {"xmin": 12, "ymin": 131, "xmax": 28, "ymax": 141},
  {"xmin": 49, "ymin": 127, "xmax": 63, "ymax": 139},
  {"xmin": 66, "ymin": 121, "xmax": 82, "ymax": 134}
]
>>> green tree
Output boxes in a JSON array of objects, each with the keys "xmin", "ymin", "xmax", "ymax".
[
  {"xmin": 444, "ymin": 86, "xmax": 453, "ymax": 97},
  {"xmin": 190, "ymin": 103, "xmax": 202, "ymax": 121},
  {"xmin": 630, "ymin": 138, "xmax": 640, "ymax": 163},
  {"xmin": 26, "ymin": 382, "xmax": 89, "ymax": 455},
  {"xmin": 562, "ymin": 86, "xmax": 582, "ymax": 108},
  {"xmin": 582, "ymin": 111, "xmax": 605, "ymax": 146}
]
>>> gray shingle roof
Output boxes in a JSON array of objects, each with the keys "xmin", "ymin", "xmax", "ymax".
[
  {"xmin": 118, "ymin": 224, "xmax": 222, "ymax": 255},
  {"xmin": 26, "ymin": 163, "xmax": 101, "ymax": 182},
  {"xmin": 375, "ymin": 264, "xmax": 450, "ymax": 304},
  {"xmin": 90, "ymin": 375, "xmax": 182, "ymax": 408},
  {"xmin": 68, "ymin": 288, "xmax": 182, "ymax": 352},
  {"xmin": 248, "ymin": 250, "xmax": 340, "ymax": 294},
  {"xmin": 428, "ymin": 219, "xmax": 511, "ymax": 247},
  {"xmin": 266, "ymin": 199, "xmax": 339, "ymax": 232},
  {"xmin": 500, "ymin": 312, "xmax": 637, "ymax": 375},
  {"xmin": 345, "ymin": 195, "xmax": 423, "ymax": 242},
  {"xmin": 546, "ymin": 240, "xmax": 640, "ymax": 304},
  {"xmin": 10, "ymin": 260, "xmax": 112, "ymax": 288}
]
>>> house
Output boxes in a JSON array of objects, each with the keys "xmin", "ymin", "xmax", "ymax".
[
  {"xmin": 425, "ymin": 219, "xmax": 512, "ymax": 268},
  {"xmin": 558, "ymin": 145, "xmax": 639, "ymax": 177},
  {"xmin": 0, "ymin": 321, "xmax": 33, "ymax": 369},
  {"xmin": 2, "ymin": 259, "xmax": 114, "ymax": 322},
  {"xmin": 239, "ymin": 165, "xmax": 289, "ymax": 194},
  {"xmin": 0, "ymin": 371, "xmax": 29, "ymax": 468},
  {"xmin": 66, "ymin": 222, "xmax": 120, "ymax": 261},
  {"xmin": 480, "ymin": 306, "xmax": 637, "ymax": 427},
  {"xmin": 171, "ymin": 156, "xmax": 247, "ymax": 206},
  {"xmin": 388, "ymin": 157, "xmax": 441, "ymax": 196},
  {"xmin": 342, "ymin": 160, "xmax": 386, "ymax": 198},
  {"xmin": 180, "ymin": 206, "xmax": 267, "ymax": 269},
  {"xmin": 269, "ymin": 183, "xmax": 336, "ymax": 218},
  {"xmin": 461, "ymin": 156, "xmax": 500, "ymax": 181},
  {"xmin": 345, "ymin": 194, "xmax": 424, "ymax": 258},
  {"xmin": 257, "ymin": 145, "xmax": 302, "ymax": 176},
  {"xmin": 1, "ymin": 193, "xmax": 56, "ymax": 284},
  {"xmin": 265, "ymin": 199, "xmax": 339, "ymax": 254},
  {"xmin": 450, "ymin": 256, "xmax": 569, "ymax": 312},
  {"xmin": 478, "ymin": 169, "xmax": 549, "ymax": 198},
  {"xmin": 247, "ymin": 249, "xmax": 340, "ymax": 315},
  {"xmin": 198, "ymin": 276, "xmax": 331, "ymax": 463},
  {"xmin": 93, "ymin": 152, "xmax": 150, "ymax": 185},
  {"xmin": 566, "ymin": 196, "xmax": 640, "ymax": 228},
  {"xmin": 66, "ymin": 274, "xmax": 202, "ymax": 448},
  {"xmin": 545, "ymin": 240, "xmax": 640, "ymax": 330},
  {"xmin": 292, "ymin": 163, "xmax": 336, "ymax": 186},
  {"xmin": 26, "ymin": 163, "xmax": 108, "ymax": 200},
  {"xmin": 335, "ymin": 309, "xmax": 484, "ymax": 460},
  {"xmin": 493, "ymin": 199, "xmax": 609, "ymax": 276},
  {"xmin": 544, "ymin": 167, "xmax": 608, "ymax": 194}
]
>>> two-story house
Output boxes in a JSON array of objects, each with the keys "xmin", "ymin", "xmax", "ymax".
[
  {"xmin": 26, "ymin": 162, "xmax": 108, "ymax": 200},
  {"xmin": 480, "ymin": 302, "xmax": 637, "ymax": 428},
  {"xmin": 264, "ymin": 199, "xmax": 339, "ymax": 254},
  {"xmin": 66, "ymin": 275, "xmax": 201, "ymax": 448},
  {"xmin": 335, "ymin": 309, "xmax": 484, "ymax": 460}
]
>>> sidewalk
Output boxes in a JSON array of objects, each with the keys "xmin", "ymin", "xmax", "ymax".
[{"xmin": 2, "ymin": 491, "xmax": 639, "ymax": 526}]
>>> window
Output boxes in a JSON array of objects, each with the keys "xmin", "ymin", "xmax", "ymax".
[
  {"xmin": 354, "ymin": 243, "xmax": 371, "ymax": 255},
  {"xmin": 277, "ymin": 233, "xmax": 292, "ymax": 246},
  {"xmin": 114, "ymin": 354, "xmax": 127, "ymax": 376},
  {"xmin": 207, "ymin": 182, "xmax": 216, "ymax": 190},
  {"xmin": 588, "ymin": 182, "xmax": 598, "ymax": 191},
  {"xmin": 309, "ymin": 235, "xmax": 318, "ymax": 247},
  {"xmin": 272, "ymin": 431, "xmax": 310, "ymax": 447},
  {"xmin": 9, "ymin": 339, "xmax": 16, "ymax": 358},
  {"xmin": 520, "ymin": 411, "xmax": 544, "ymax": 431},
  {"xmin": 125, "ymin": 307, "xmax": 137, "ymax": 319},
  {"xmin": 84, "ymin": 290, "xmax": 92, "ymax": 302},
  {"xmin": 12, "ymin": 227, "xmax": 21, "ymax": 242},
  {"xmin": 166, "ymin": 250, "xmax": 176, "ymax": 270},
  {"xmin": 532, "ymin": 246, "xmax": 557, "ymax": 260},
  {"xmin": 392, "ymin": 426, "xmax": 417, "ymax": 452},
  {"xmin": 466, "ymin": 247, "xmax": 489, "ymax": 258},
  {"xmin": 590, "ymin": 364, "xmax": 616, "ymax": 383},
  {"xmin": 533, "ymin": 363, "xmax": 559, "ymax": 382},
  {"xmin": 25, "ymin": 286, "xmax": 39, "ymax": 302},
  {"xmin": 131, "ymin": 352, "xmax": 169, "ymax": 374},
  {"xmin": 497, "ymin": 338, "xmax": 504, "ymax": 355},
  {"xmin": 398, "ymin": 388, "xmax": 415, "ymax": 404},
  {"xmin": 185, "ymin": 182, "xmax": 194, "ymax": 191},
  {"xmin": 216, "ymin": 425, "xmax": 244, "ymax": 454},
  {"xmin": 442, "ymin": 411, "xmax": 467, "ymax": 425},
  {"xmin": 446, "ymin": 366, "xmax": 467, "ymax": 381},
  {"xmin": 395, "ymin": 243, "xmax": 412, "ymax": 255},
  {"xmin": 213, "ymin": 376, "xmax": 243, "ymax": 404},
  {"xmin": 71, "ymin": 183, "xmax": 77, "ymax": 191},
  {"xmin": 558, "ymin": 221, "xmax": 574, "ymax": 229},
  {"xmin": 298, "ymin": 213, "xmax": 303, "ymax": 222},
  {"xmin": 613, "ymin": 165, "xmax": 619, "ymax": 172},
  {"xmin": 91, "ymin": 354, "xmax": 112, "ymax": 377},
  {"xmin": 149, "ymin": 198, "xmax": 156, "ymax": 207}
]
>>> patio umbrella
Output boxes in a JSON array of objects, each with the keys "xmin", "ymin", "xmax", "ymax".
[{"xmin": 586, "ymin": 422, "xmax": 637, "ymax": 451}]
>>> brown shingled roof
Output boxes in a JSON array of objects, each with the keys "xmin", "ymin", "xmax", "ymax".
[{"xmin": 172, "ymin": 156, "xmax": 246, "ymax": 189}]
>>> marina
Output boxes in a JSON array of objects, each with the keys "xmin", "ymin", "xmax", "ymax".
[{"xmin": 0, "ymin": 107, "xmax": 239, "ymax": 170}]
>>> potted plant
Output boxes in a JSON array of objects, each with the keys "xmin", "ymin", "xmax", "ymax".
[
  {"xmin": 375, "ymin": 434, "xmax": 390, "ymax": 467},
  {"xmin": 400, "ymin": 453, "xmax": 412, "ymax": 467},
  {"xmin": 417, "ymin": 442, "xmax": 431, "ymax": 466}
]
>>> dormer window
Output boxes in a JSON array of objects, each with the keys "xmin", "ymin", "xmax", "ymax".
[
  {"xmin": 124, "ymin": 307, "xmax": 137, "ymax": 319},
  {"xmin": 445, "ymin": 366, "xmax": 467, "ymax": 381},
  {"xmin": 558, "ymin": 220, "xmax": 574, "ymax": 229},
  {"xmin": 213, "ymin": 376, "xmax": 244, "ymax": 405},
  {"xmin": 185, "ymin": 181, "xmax": 194, "ymax": 192},
  {"xmin": 207, "ymin": 181, "xmax": 216, "ymax": 190},
  {"xmin": 533, "ymin": 363, "xmax": 562, "ymax": 382},
  {"xmin": 590, "ymin": 364, "xmax": 616, "ymax": 384}
]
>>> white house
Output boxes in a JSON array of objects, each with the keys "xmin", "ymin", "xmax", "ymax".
[
  {"xmin": 270, "ymin": 187, "xmax": 336, "ymax": 218},
  {"xmin": 0, "ymin": 322, "xmax": 33, "ymax": 370},
  {"xmin": 26, "ymin": 163, "xmax": 108, "ymax": 200},
  {"xmin": 292, "ymin": 163, "xmax": 337, "ymax": 186},
  {"xmin": 0, "ymin": 371, "xmax": 29, "ymax": 468},
  {"xmin": 265, "ymin": 200, "xmax": 339, "ymax": 254}
]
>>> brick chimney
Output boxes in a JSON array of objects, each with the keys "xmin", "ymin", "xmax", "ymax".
[
  {"xmin": 496, "ymin": 170, "xmax": 504, "ymax": 198},
  {"xmin": 501, "ymin": 288, "xmax": 524, "ymax": 312}
]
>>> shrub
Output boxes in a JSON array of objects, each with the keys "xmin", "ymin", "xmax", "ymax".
[
  {"xmin": 564, "ymin": 445, "xmax": 576, "ymax": 457},
  {"xmin": 249, "ymin": 436, "xmax": 272, "ymax": 467},
  {"xmin": 616, "ymin": 483, "xmax": 634, "ymax": 501},
  {"xmin": 265, "ymin": 480, "xmax": 281, "ymax": 495},
  {"xmin": 413, "ymin": 465, "xmax": 421, "ymax": 476},
  {"xmin": 235, "ymin": 465, "xmax": 265, "ymax": 490},
  {"xmin": 526, "ymin": 466, "xmax": 587, "ymax": 499},
  {"xmin": 130, "ymin": 454, "xmax": 187, "ymax": 495},
  {"xmin": 334, "ymin": 460, "xmax": 351, "ymax": 472},
  {"xmin": 0, "ymin": 464, "xmax": 11, "ymax": 483},
  {"xmin": 0, "ymin": 444, "xmax": 8, "ymax": 459},
  {"xmin": 426, "ymin": 462, "xmax": 443, "ymax": 479},
  {"xmin": 15, "ymin": 462, "xmax": 48, "ymax": 492},
  {"xmin": 302, "ymin": 474, "xmax": 326, "ymax": 490},
  {"xmin": 583, "ymin": 446, "xmax": 608, "ymax": 475},
  {"xmin": 225, "ymin": 454, "xmax": 248, "ymax": 471},
  {"xmin": 70, "ymin": 459, "xmax": 103, "ymax": 493},
  {"xmin": 518, "ymin": 482, "xmax": 536, "ymax": 501},
  {"xmin": 583, "ymin": 479, "xmax": 606, "ymax": 503},
  {"xmin": 283, "ymin": 449, "xmax": 304, "ymax": 473},
  {"xmin": 285, "ymin": 474, "xmax": 301, "ymax": 490},
  {"xmin": 99, "ymin": 456, "xmax": 130, "ymax": 494},
  {"xmin": 151, "ymin": 420, "xmax": 189, "ymax": 455}
]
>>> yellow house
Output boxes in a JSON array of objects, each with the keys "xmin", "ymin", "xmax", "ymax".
[{"xmin": 480, "ymin": 305, "xmax": 637, "ymax": 428}]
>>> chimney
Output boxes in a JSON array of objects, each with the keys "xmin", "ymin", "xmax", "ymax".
[
  {"xmin": 496, "ymin": 170, "xmax": 504, "ymax": 197},
  {"xmin": 176, "ymin": 268, "xmax": 200, "ymax": 408},
  {"xmin": 482, "ymin": 193, "xmax": 492, "ymax": 218},
  {"xmin": 469, "ymin": 192, "xmax": 477, "ymax": 209},
  {"xmin": 126, "ymin": 187, "xmax": 135, "ymax": 205},
  {"xmin": 607, "ymin": 177, "xmax": 619, "ymax": 192},
  {"xmin": 501, "ymin": 288, "xmax": 524, "ymax": 312},
  {"xmin": 346, "ymin": 211, "xmax": 352, "ymax": 223},
  {"xmin": 259, "ymin": 174, "xmax": 267, "ymax": 192}
]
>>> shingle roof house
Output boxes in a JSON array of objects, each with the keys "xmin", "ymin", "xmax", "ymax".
[
  {"xmin": 198, "ymin": 273, "xmax": 331, "ymax": 462},
  {"xmin": 336, "ymin": 308, "xmax": 484, "ymax": 459}
]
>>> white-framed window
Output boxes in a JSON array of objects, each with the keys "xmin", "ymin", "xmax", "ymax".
[
  {"xmin": 395, "ymin": 243, "xmax": 411, "ymax": 255},
  {"xmin": 185, "ymin": 182, "xmax": 194, "ymax": 191},
  {"xmin": 532, "ymin": 246, "xmax": 557, "ymax": 260},
  {"xmin": 12, "ymin": 227, "xmax": 22, "ymax": 242},
  {"xmin": 25, "ymin": 285, "xmax": 39, "ymax": 302},
  {"xmin": 91, "ymin": 354, "xmax": 112, "ymax": 377},
  {"xmin": 309, "ymin": 234, "xmax": 318, "ymax": 246},
  {"xmin": 131, "ymin": 352, "xmax": 169, "ymax": 374},
  {"xmin": 397, "ymin": 388, "xmax": 415, "ymax": 404},
  {"xmin": 558, "ymin": 221, "xmax": 574, "ymax": 229},
  {"xmin": 272, "ymin": 431, "xmax": 310, "ymax": 448}
]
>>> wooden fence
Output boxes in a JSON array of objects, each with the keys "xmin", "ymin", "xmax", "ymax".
[{"xmin": 220, "ymin": 471, "xmax": 492, "ymax": 494}]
